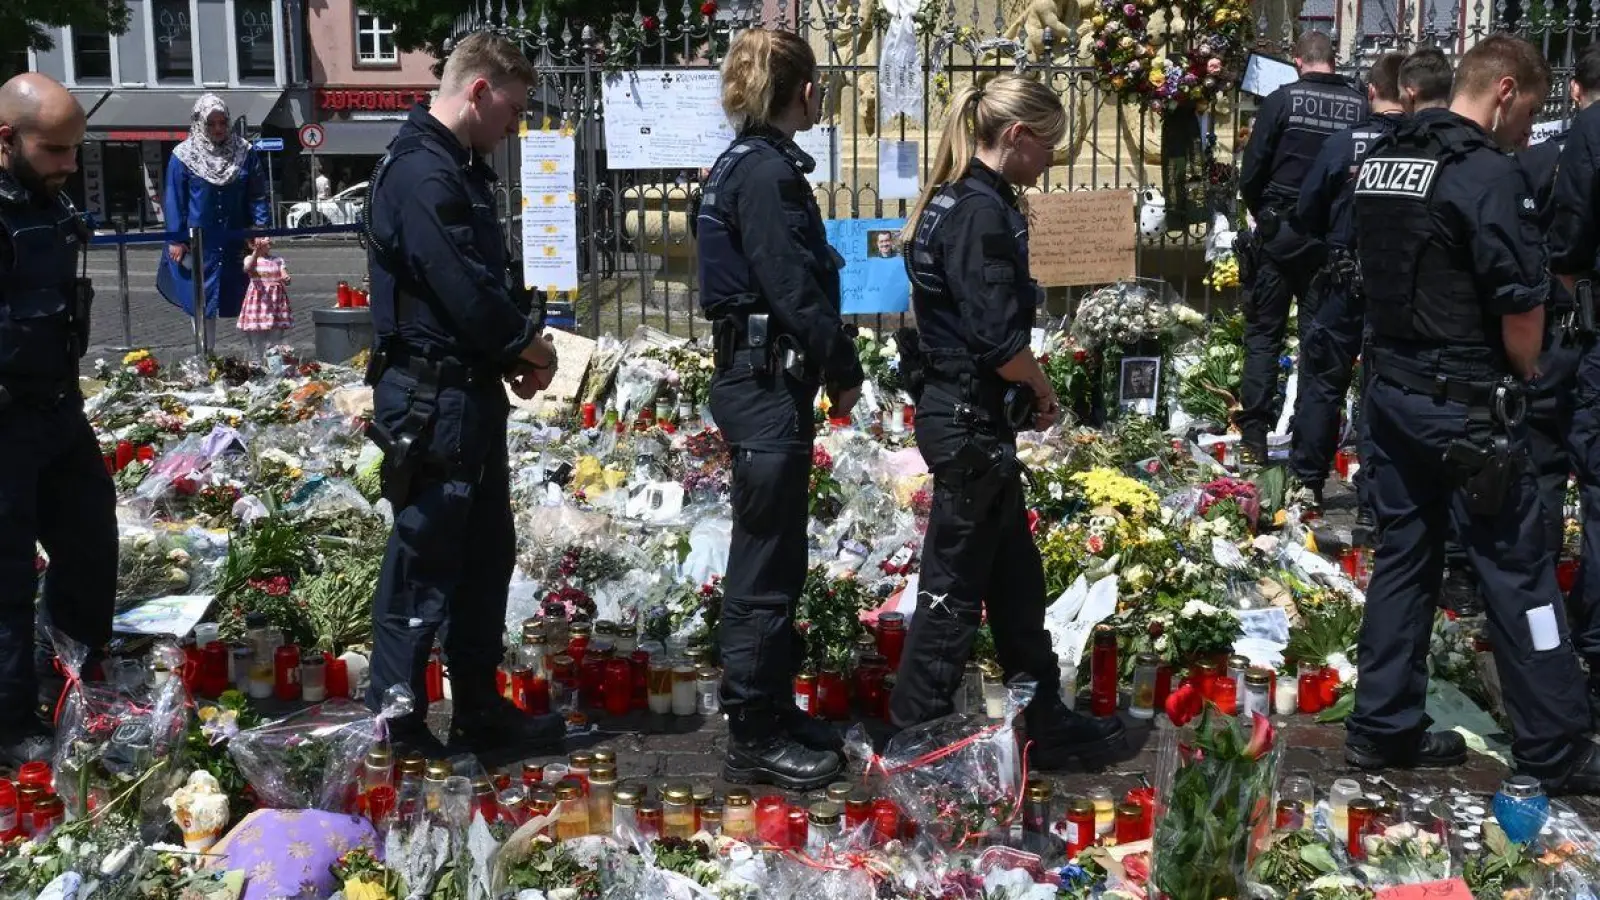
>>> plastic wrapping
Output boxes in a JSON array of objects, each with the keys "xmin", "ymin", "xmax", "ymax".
[
  {"xmin": 227, "ymin": 685, "xmax": 413, "ymax": 812},
  {"xmin": 50, "ymin": 629, "xmax": 190, "ymax": 839},
  {"xmin": 846, "ymin": 680, "xmax": 1033, "ymax": 848}
]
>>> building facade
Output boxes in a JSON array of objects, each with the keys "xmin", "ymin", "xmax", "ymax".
[{"xmin": 30, "ymin": 0, "xmax": 314, "ymax": 228}]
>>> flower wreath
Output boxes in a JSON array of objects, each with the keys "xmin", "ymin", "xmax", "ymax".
[{"xmin": 1086, "ymin": 0, "xmax": 1253, "ymax": 112}]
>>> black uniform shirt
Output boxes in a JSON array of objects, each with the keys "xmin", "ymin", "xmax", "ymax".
[
  {"xmin": 1548, "ymin": 102, "xmax": 1600, "ymax": 276},
  {"xmin": 1517, "ymin": 125, "xmax": 1572, "ymax": 308},
  {"xmin": 921, "ymin": 160, "xmax": 1033, "ymax": 370},
  {"xmin": 367, "ymin": 103, "xmax": 538, "ymax": 370},
  {"xmin": 1242, "ymin": 72, "xmax": 1367, "ymax": 213},
  {"xmin": 1298, "ymin": 111, "xmax": 1404, "ymax": 250}
]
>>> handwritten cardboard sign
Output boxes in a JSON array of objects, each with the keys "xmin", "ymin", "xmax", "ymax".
[
  {"xmin": 1023, "ymin": 189, "xmax": 1137, "ymax": 287},
  {"xmin": 1374, "ymin": 879, "xmax": 1474, "ymax": 899},
  {"xmin": 507, "ymin": 328, "xmax": 597, "ymax": 418}
]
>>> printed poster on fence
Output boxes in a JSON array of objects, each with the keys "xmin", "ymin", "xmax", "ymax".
[
  {"xmin": 1022, "ymin": 190, "xmax": 1137, "ymax": 287},
  {"xmin": 825, "ymin": 218, "xmax": 910, "ymax": 315},
  {"xmin": 520, "ymin": 129, "xmax": 579, "ymax": 293},
  {"xmin": 602, "ymin": 69, "xmax": 733, "ymax": 169}
]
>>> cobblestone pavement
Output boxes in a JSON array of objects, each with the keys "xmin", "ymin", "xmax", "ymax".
[{"xmin": 81, "ymin": 238, "xmax": 362, "ymax": 372}]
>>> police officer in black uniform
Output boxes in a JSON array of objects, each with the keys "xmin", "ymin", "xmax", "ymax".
[
  {"xmin": 1289, "ymin": 51, "xmax": 1408, "ymax": 518},
  {"xmin": 363, "ymin": 33, "xmax": 563, "ymax": 758},
  {"xmin": 1545, "ymin": 42, "xmax": 1600, "ymax": 713},
  {"xmin": 696, "ymin": 29, "xmax": 862, "ymax": 791},
  {"xmin": 1238, "ymin": 31, "xmax": 1366, "ymax": 465},
  {"xmin": 0, "ymin": 73, "xmax": 116, "ymax": 767},
  {"xmin": 889, "ymin": 75, "xmax": 1125, "ymax": 769},
  {"xmin": 1516, "ymin": 44, "xmax": 1600, "ymax": 591},
  {"xmin": 1348, "ymin": 36, "xmax": 1600, "ymax": 793}
]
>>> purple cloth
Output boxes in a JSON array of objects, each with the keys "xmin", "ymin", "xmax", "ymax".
[{"xmin": 208, "ymin": 808, "xmax": 377, "ymax": 899}]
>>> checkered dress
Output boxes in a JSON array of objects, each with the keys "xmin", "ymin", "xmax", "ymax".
[{"xmin": 238, "ymin": 255, "xmax": 294, "ymax": 332}]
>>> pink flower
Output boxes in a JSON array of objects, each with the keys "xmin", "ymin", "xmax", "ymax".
[
  {"xmin": 1123, "ymin": 3, "xmax": 1137, "ymax": 13},
  {"xmin": 1206, "ymin": 57, "xmax": 1223, "ymax": 74},
  {"xmin": 1087, "ymin": 534, "xmax": 1106, "ymax": 554}
]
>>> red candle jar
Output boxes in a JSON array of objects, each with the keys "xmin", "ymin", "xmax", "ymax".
[
  {"xmin": 31, "ymin": 795, "xmax": 63, "ymax": 838},
  {"xmin": 1334, "ymin": 447, "xmax": 1353, "ymax": 480},
  {"xmin": 367, "ymin": 785, "xmax": 397, "ymax": 825},
  {"xmin": 1276, "ymin": 799, "xmax": 1304, "ymax": 831},
  {"xmin": 871, "ymin": 798, "xmax": 900, "ymax": 844},
  {"xmin": 1317, "ymin": 667, "xmax": 1340, "ymax": 708},
  {"xmin": 1089, "ymin": 625, "xmax": 1118, "ymax": 717},
  {"xmin": 1298, "ymin": 664, "xmax": 1324, "ymax": 714},
  {"xmin": 579, "ymin": 652, "xmax": 607, "ymax": 708},
  {"xmin": 637, "ymin": 801, "xmax": 663, "ymax": 840},
  {"xmin": 786, "ymin": 805, "xmax": 808, "ymax": 849},
  {"xmin": 1153, "ymin": 664, "xmax": 1173, "ymax": 712},
  {"xmin": 902, "ymin": 404, "xmax": 914, "ymax": 427},
  {"xmin": 1347, "ymin": 799, "xmax": 1377, "ymax": 859},
  {"xmin": 844, "ymin": 795, "xmax": 871, "ymax": 832},
  {"xmin": 274, "ymin": 644, "xmax": 301, "ymax": 701},
  {"xmin": 137, "ymin": 445, "xmax": 155, "ymax": 463},
  {"xmin": 198, "ymin": 642, "xmax": 230, "ymax": 698},
  {"xmin": 1115, "ymin": 802, "xmax": 1146, "ymax": 844},
  {"xmin": 115, "ymin": 440, "xmax": 134, "ymax": 472},
  {"xmin": 1558, "ymin": 559, "xmax": 1579, "ymax": 595},
  {"xmin": 604, "ymin": 656, "xmax": 632, "ymax": 717},
  {"xmin": 631, "ymin": 648, "xmax": 651, "ymax": 711},
  {"xmin": 582, "ymin": 403, "xmax": 598, "ymax": 429},
  {"xmin": 496, "ymin": 665, "xmax": 510, "ymax": 699},
  {"xmin": 526, "ymin": 671, "xmax": 551, "ymax": 715},
  {"xmin": 325, "ymin": 655, "xmax": 349, "ymax": 699},
  {"xmin": 17, "ymin": 762, "xmax": 51, "ymax": 790},
  {"xmin": 0, "ymin": 781, "xmax": 15, "ymax": 840},
  {"xmin": 876, "ymin": 613, "xmax": 907, "ymax": 671},
  {"xmin": 857, "ymin": 656, "xmax": 889, "ymax": 719},
  {"xmin": 756, "ymin": 795, "xmax": 789, "ymax": 846},
  {"xmin": 817, "ymin": 669, "xmax": 849, "ymax": 720},
  {"xmin": 549, "ymin": 654, "xmax": 576, "ymax": 694},
  {"xmin": 567, "ymin": 628, "xmax": 590, "ymax": 668},
  {"xmin": 425, "ymin": 649, "xmax": 445, "ymax": 703},
  {"xmin": 1066, "ymin": 799, "xmax": 1096, "ymax": 857},
  {"xmin": 1206, "ymin": 672, "xmax": 1237, "ymax": 715},
  {"xmin": 337, "ymin": 281, "xmax": 352, "ymax": 307},
  {"xmin": 793, "ymin": 672, "xmax": 818, "ymax": 717},
  {"xmin": 507, "ymin": 667, "xmax": 532, "ymax": 711}
]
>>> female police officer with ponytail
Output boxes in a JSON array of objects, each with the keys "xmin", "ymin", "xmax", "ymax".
[
  {"xmin": 695, "ymin": 28, "xmax": 863, "ymax": 791},
  {"xmin": 889, "ymin": 75, "xmax": 1126, "ymax": 769}
]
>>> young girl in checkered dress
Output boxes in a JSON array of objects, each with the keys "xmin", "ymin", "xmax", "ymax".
[{"xmin": 239, "ymin": 237, "xmax": 294, "ymax": 357}]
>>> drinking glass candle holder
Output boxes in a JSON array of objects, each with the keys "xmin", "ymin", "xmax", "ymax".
[{"xmin": 1493, "ymin": 775, "xmax": 1550, "ymax": 844}]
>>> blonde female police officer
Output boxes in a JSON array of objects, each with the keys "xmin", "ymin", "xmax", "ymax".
[
  {"xmin": 890, "ymin": 76, "xmax": 1125, "ymax": 769},
  {"xmin": 695, "ymin": 29, "xmax": 863, "ymax": 791}
]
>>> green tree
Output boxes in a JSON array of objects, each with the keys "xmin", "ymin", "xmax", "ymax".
[
  {"xmin": 2, "ymin": 0, "xmax": 132, "ymax": 80},
  {"xmin": 354, "ymin": 0, "xmax": 641, "ymax": 59}
]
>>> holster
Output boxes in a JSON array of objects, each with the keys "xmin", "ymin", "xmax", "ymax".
[
  {"xmin": 1002, "ymin": 383, "xmax": 1038, "ymax": 432},
  {"xmin": 362, "ymin": 348, "xmax": 449, "ymax": 508},
  {"xmin": 1443, "ymin": 401, "xmax": 1523, "ymax": 516},
  {"xmin": 1237, "ymin": 230, "xmax": 1259, "ymax": 286},
  {"xmin": 72, "ymin": 278, "xmax": 94, "ymax": 359},
  {"xmin": 365, "ymin": 420, "xmax": 421, "ymax": 508},
  {"xmin": 895, "ymin": 327, "xmax": 926, "ymax": 403},
  {"xmin": 1575, "ymin": 278, "xmax": 1596, "ymax": 340}
]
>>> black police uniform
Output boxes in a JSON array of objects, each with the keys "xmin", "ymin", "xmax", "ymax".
[
  {"xmin": 363, "ymin": 104, "xmax": 560, "ymax": 756},
  {"xmin": 1546, "ymin": 102, "xmax": 1600, "ymax": 686},
  {"xmin": 1348, "ymin": 109, "xmax": 1595, "ymax": 786},
  {"xmin": 0, "ymin": 169, "xmax": 117, "ymax": 766},
  {"xmin": 696, "ymin": 126, "xmax": 863, "ymax": 790},
  {"xmin": 1290, "ymin": 110, "xmax": 1403, "ymax": 509},
  {"xmin": 890, "ymin": 160, "xmax": 1124, "ymax": 768},
  {"xmin": 1239, "ymin": 73, "xmax": 1366, "ymax": 454}
]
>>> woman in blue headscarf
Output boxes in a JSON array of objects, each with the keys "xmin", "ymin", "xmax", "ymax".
[{"xmin": 158, "ymin": 93, "xmax": 269, "ymax": 345}]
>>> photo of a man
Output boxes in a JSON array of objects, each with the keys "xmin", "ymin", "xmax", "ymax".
[
  {"xmin": 867, "ymin": 229, "xmax": 899, "ymax": 259},
  {"xmin": 1119, "ymin": 356, "xmax": 1161, "ymax": 416}
]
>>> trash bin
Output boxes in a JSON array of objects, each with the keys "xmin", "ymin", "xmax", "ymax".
[{"xmin": 311, "ymin": 306, "xmax": 374, "ymax": 364}]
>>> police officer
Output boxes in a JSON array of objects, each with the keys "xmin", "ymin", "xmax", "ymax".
[
  {"xmin": 889, "ymin": 75, "xmax": 1126, "ymax": 770},
  {"xmin": 1516, "ymin": 45, "xmax": 1600, "ymax": 591},
  {"xmin": 1238, "ymin": 31, "xmax": 1366, "ymax": 465},
  {"xmin": 696, "ymin": 29, "xmax": 863, "ymax": 791},
  {"xmin": 363, "ymin": 33, "xmax": 563, "ymax": 758},
  {"xmin": 1546, "ymin": 42, "xmax": 1600, "ymax": 714},
  {"xmin": 1289, "ymin": 51, "xmax": 1408, "ymax": 519},
  {"xmin": 0, "ymin": 73, "xmax": 116, "ymax": 767},
  {"xmin": 1348, "ymin": 36, "xmax": 1600, "ymax": 793}
]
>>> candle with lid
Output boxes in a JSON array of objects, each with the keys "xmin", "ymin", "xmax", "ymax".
[
  {"xmin": 671, "ymin": 664, "xmax": 698, "ymax": 716},
  {"xmin": 555, "ymin": 782, "xmax": 590, "ymax": 840},
  {"xmin": 806, "ymin": 801, "xmax": 842, "ymax": 855},
  {"xmin": 662, "ymin": 783, "xmax": 695, "ymax": 838},
  {"xmin": 1129, "ymin": 653, "xmax": 1158, "ymax": 719},
  {"xmin": 589, "ymin": 764, "xmax": 617, "ymax": 835},
  {"xmin": 612, "ymin": 783, "xmax": 642, "ymax": 836},
  {"xmin": 723, "ymin": 788, "xmax": 756, "ymax": 841}
]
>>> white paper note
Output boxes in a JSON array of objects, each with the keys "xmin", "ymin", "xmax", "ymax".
[
  {"xmin": 519, "ymin": 130, "xmax": 579, "ymax": 293},
  {"xmin": 878, "ymin": 140, "xmax": 920, "ymax": 200},
  {"xmin": 601, "ymin": 69, "xmax": 734, "ymax": 169},
  {"xmin": 793, "ymin": 125, "xmax": 840, "ymax": 184}
]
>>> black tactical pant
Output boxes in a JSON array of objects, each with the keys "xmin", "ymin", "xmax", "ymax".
[
  {"xmin": 1289, "ymin": 271, "xmax": 1365, "ymax": 495},
  {"xmin": 1530, "ymin": 327, "xmax": 1580, "ymax": 559},
  {"xmin": 1351, "ymin": 373, "xmax": 1589, "ymax": 775},
  {"xmin": 1, "ymin": 395, "xmax": 116, "ymax": 741},
  {"xmin": 708, "ymin": 353, "xmax": 815, "ymax": 739},
  {"xmin": 890, "ymin": 384, "xmax": 1059, "ymax": 729},
  {"xmin": 1240, "ymin": 224, "xmax": 1324, "ymax": 441},
  {"xmin": 368, "ymin": 369, "xmax": 516, "ymax": 726},
  {"xmin": 1561, "ymin": 339, "xmax": 1600, "ymax": 665}
]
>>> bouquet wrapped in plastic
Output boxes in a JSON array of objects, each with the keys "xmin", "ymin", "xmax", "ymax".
[
  {"xmin": 846, "ymin": 680, "xmax": 1031, "ymax": 848},
  {"xmin": 51, "ymin": 630, "xmax": 190, "ymax": 839},
  {"xmin": 228, "ymin": 685, "xmax": 413, "ymax": 812},
  {"xmin": 1149, "ymin": 687, "xmax": 1280, "ymax": 900}
]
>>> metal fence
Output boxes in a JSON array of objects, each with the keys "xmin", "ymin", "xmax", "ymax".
[{"xmin": 450, "ymin": 0, "xmax": 1595, "ymax": 341}]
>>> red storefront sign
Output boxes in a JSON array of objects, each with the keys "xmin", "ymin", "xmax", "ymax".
[{"xmin": 316, "ymin": 88, "xmax": 433, "ymax": 113}]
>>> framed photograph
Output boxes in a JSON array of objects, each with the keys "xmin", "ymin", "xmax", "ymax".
[{"xmin": 1119, "ymin": 356, "xmax": 1162, "ymax": 416}]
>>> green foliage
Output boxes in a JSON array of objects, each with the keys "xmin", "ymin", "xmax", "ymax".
[
  {"xmin": 1284, "ymin": 594, "xmax": 1363, "ymax": 669},
  {"xmin": 1251, "ymin": 830, "xmax": 1339, "ymax": 895},
  {"xmin": 0, "ymin": 1, "xmax": 130, "ymax": 78},
  {"xmin": 1178, "ymin": 313, "xmax": 1246, "ymax": 426},
  {"xmin": 352, "ymin": 0, "xmax": 656, "ymax": 58},
  {"xmin": 797, "ymin": 566, "xmax": 871, "ymax": 672}
]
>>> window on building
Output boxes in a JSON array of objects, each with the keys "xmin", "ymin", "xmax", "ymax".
[
  {"xmin": 235, "ymin": 0, "xmax": 277, "ymax": 81},
  {"xmin": 356, "ymin": 10, "xmax": 398, "ymax": 64},
  {"xmin": 153, "ymin": 0, "xmax": 194, "ymax": 82},
  {"xmin": 73, "ymin": 28, "xmax": 113, "ymax": 81}
]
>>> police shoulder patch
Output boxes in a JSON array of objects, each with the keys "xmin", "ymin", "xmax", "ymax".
[{"xmin": 1354, "ymin": 157, "xmax": 1439, "ymax": 198}]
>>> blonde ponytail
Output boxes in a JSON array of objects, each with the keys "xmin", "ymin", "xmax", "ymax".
[
  {"xmin": 900, "ymin": 75, "xmax": 1067, "ymax": 246},
  {"xmin": 721, "ymin": 29, "xmax": 817, "ymax": 132}
]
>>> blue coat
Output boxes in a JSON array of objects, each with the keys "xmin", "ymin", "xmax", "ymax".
[{"xmin": 157, "ymin": 151, "xmax": 269, "ymax": 318}]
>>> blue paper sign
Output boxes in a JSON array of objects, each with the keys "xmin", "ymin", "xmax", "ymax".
[{"xmin": 825, "ymin": 217, "xmax": 910, "ymax": 315}]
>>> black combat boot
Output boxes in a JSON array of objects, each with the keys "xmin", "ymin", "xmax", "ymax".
[
  {"xmin": 1345, "ymin": 729, "xmax": 1467, "ymax": 769},
  {"xmin": 1239, "ymin": 430, "xmax": 1268, "ymax": 469},
  {"xmin": 1543, "ymin": 742, "xmax": 1600, "ymax": 797},
  {"xmin": 0, "ymin": 720, "xmax": 52, "ymax": 769},
  {"xmin": 1024, "ymin": 696, "xmax": 1127, "ymax": 771},
  {"xmin": 387, "ymin": 714, "xmax": 448, "ymax": 760},
  {"xmin": 449, "ymin": 678, "xmax": 564, "ymax": 756},
  {"xmin": 724, "ymin": 708, "xmax": 842, "ymax": 791},
  {"xmin": 778, "ymin": 702, "xmax": 845, "ymax": 752}
]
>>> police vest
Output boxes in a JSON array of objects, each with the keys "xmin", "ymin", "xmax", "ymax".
[
  {"xmin": 0, "ymin": 178, "xmax": 85, "ymax": 380},
  {"xmin": 695, "ymin": 133, "xmax": 835, "ymax": 321},
  {"xmin": 1266, "ymin": 78, "xmax": 1365, "ymax": 202},
  {"xmin": 905, "ymin": 174, "xmax": 1036, "ymax": 372},
  {"xmin": 1330, "ymin": 114, "xmax": 1402, "ymax": 250},
  {"xmin": 1353, "ymin": 121, "xmax": 1489, "ymax": 346}
]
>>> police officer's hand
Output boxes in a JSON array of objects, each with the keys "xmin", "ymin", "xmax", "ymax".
[
  {"xmin": 1034, "ymin": 390, "xmax": 1062, "ymax": 431},
  {"xmin": 507, "ymin": 363, "xmax": 553, "ymax": 399},
  {"xmin": 167, "ymin": 243, "xmax": 187, "ymax": 264},
  {"xmin": 520, "ymin": 332, "xmax": 559, "ymax": 373},
  {"xmin": 829, "ymin": 384, "xmax": 862, "ymax": 418}
]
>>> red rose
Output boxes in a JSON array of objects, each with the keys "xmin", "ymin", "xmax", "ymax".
[
  {"xmin": 700, "ymin": 0, "xmax": 718, "ymax": 15},
  {"xmin": 1164, "ymin": 680, "xmax": 1203, "ymax": 727},
  {"xmin": 1027, "ymin": 509, "xmax": 1041, "ymax": 535},
  {"xmin": 1073, "ymin": 349, "xmax": 1088, "ymax": 364},
  {"xmin": 642, "ymin": 14, "xmax": 660, "ymax": 30}
]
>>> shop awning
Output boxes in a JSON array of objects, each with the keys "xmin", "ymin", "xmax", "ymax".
[
  {"xmin": 313, "ymin": 120, "xmax": 402, "ymax": 156},
  {"xmin": 87, "ymin": 90, "xmax": 291, "ymax": 141}
]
